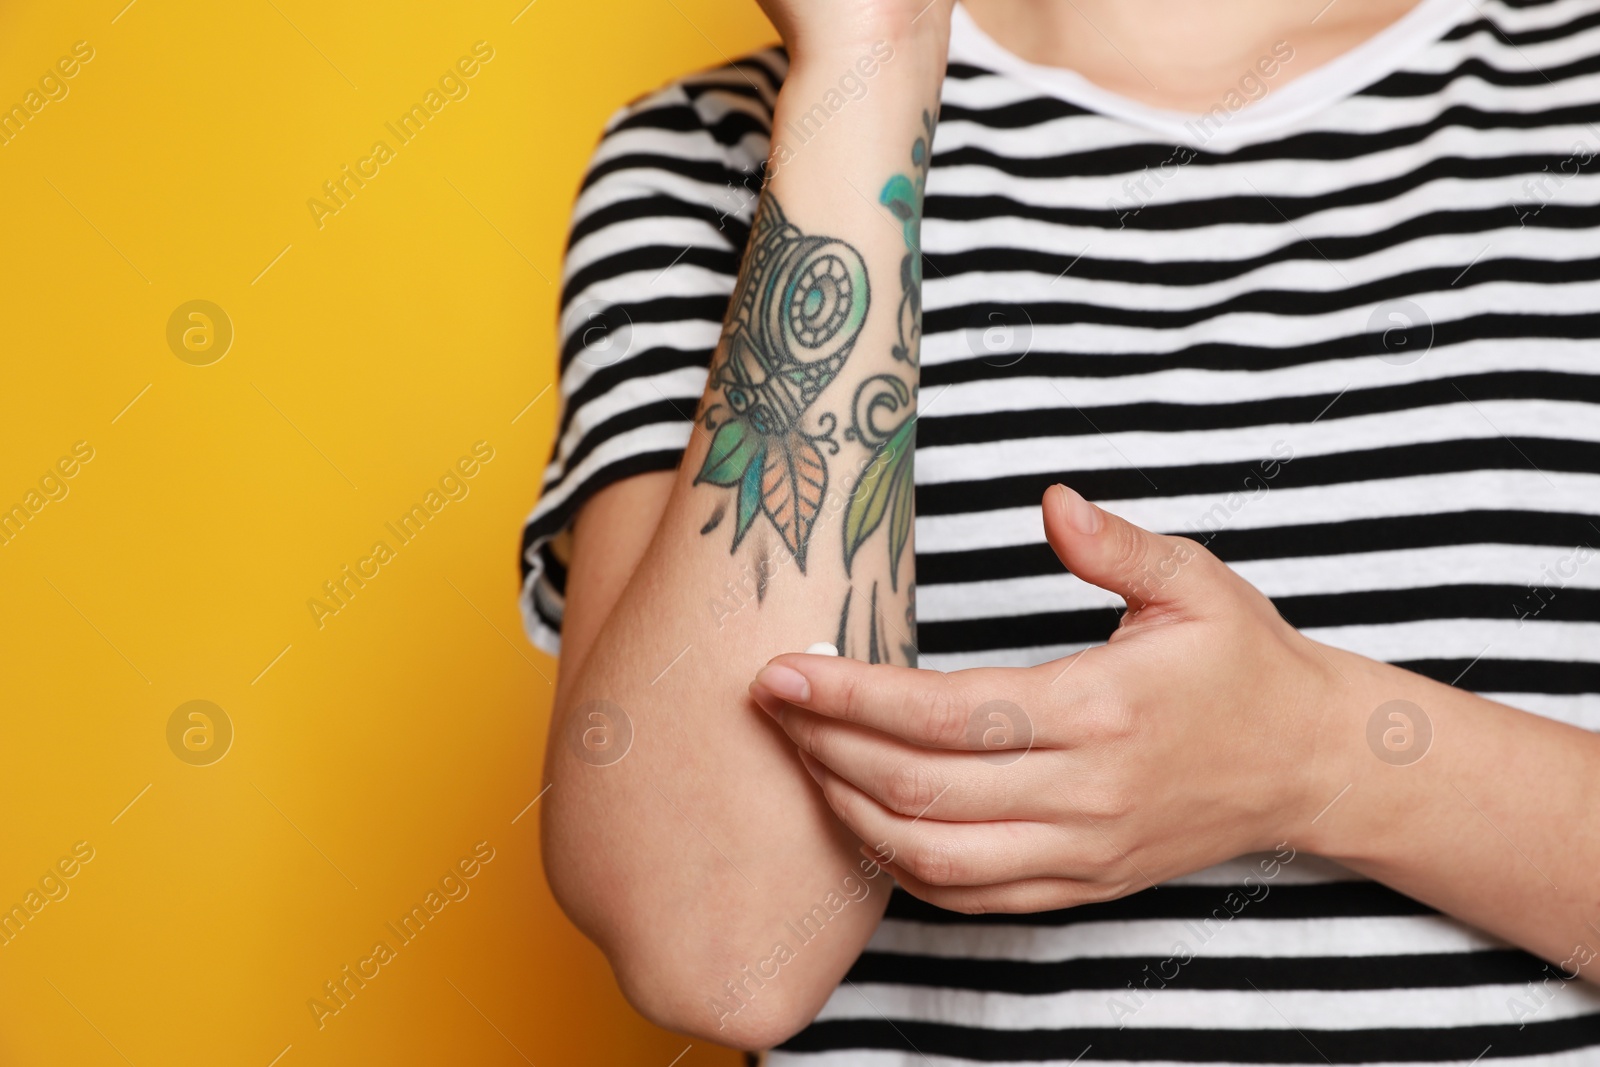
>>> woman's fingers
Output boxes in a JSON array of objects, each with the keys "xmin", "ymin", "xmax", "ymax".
[
  {"xmin": 764, "ymin": 702, "xmax": 1052, "ymax": 822},
  {"xmin": 870, "ymin": 856, "xmax": 1103, "ymax": 915},
  {"xmin": 799, "ymin": 750, "xmax": 1120, "ymax": 888},
  {"xmin": 752, "ymin": 653, "xmax": 1061, "ymax": 752},
  {"xmin": 1041, "ymin": 483, "xmax": 1225, "ymax": 616}
]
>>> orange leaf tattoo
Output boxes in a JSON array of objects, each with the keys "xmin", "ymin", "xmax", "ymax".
[{"xmin": 761, "ymin": 433, "xmax": 827, "ymax": 571}]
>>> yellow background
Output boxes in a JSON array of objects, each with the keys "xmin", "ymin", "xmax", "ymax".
[{"xmin": 0, "ymin": 1, "xmax": 771, "ymax": 1063}]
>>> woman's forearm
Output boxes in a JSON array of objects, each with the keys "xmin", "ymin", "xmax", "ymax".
[
  {"xmin": 541, "ymin": 21, "xmax": 947, "ymax": 1049},
  {"xmin": 1305, "ymin": 644, "xmax": 1600, "ymax": 980}
]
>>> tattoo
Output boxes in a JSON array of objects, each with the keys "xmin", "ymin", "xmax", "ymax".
[
  {"xmin": 835, "ymin": 587, "xmax": 852, "ymax": 654},
  {"xmin": 868, "ymin": 581, "xmax": 882, "ymax": 664},
  {"xmin": 834, "ymin": 580, "xmax": 888, "ymax": 664},
  {"xmin": 695, "ymin": 194, "xmax": 868, "ymax": 571},
  {"xmin": 841, "ymin": 111, "xmax": 933, "ymax": 594},
  {"xmin": 833, "ymin": 578, "xmax": 917, "ymax": 666},
  {"xmin": 696, "ymin": 113, "xmax": 934, "ymax": 670},
  {"xmin": 755, "ymin": 542, "xmax": 772, "ymax": 603},
  {"xmin": 880, "ymin": 109, "xmax": 934, "ymax": 365},
  {"xmin": 903, "ymin": 580, "xmax": 918, "ymax": 666}
]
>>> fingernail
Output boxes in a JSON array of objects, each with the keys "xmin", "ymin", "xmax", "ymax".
[
  {"xmin": 798, "ymin": 749, "xmax": 825, "ymax": 786},
  {"xmin": 1057, "ymin": 484, "xmax": 1102, "ymax": 535},
  {"xmin": 755, "ymin": 664, "xmax": 810, "ymax": 703}
]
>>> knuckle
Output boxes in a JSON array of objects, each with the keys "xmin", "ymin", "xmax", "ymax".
[
  {"xmin": 1111, "ymin": 517, "xmax": 1149, "ymax": 570},
  {"xmin": 1078, "ymin": 841, "xmax": 1126, "ymax": 881},
  {"xmin": 822, "ymin": 775, "xmax": 864, "ymax": 825},
  {"xmin": 1079, "ymin": 696, "xmax": 1136, "ymax": 744},
  {"xmin": 1080, "ymin": 781, "xmax": 1133, "ymax": 822},
  {"xmin": 907, "ymin": 839, "xmax": 958, "ymax": 887},
  {"xmin": 920, "ymin": 681, "xmax": 969, "ymax": 748},
  {"xmin": 837, "ymin": 672, "xmax": 869, "ymax": 723},
  {"xmin": 883, "ymin": 760, "xmax": 942, "ymax": 815},
  {"xmin": 785, "ymin": 711, "xmax": 820, "ymax": 753}
]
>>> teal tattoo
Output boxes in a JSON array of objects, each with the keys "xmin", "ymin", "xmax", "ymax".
[
  {"xmin": 879, "ymin": 108, "xmax": 933, "ymax": 365},
  {"xmin": 836, "ymin": 112, "xmax": 934, "ymax": 665},
  {"xmin": 695, "ymin": 194, "xmax": 869, "ymax": 571}
]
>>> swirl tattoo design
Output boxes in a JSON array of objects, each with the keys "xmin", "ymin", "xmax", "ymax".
[{"xmin": 841, "ymin": 110, "xmax": 933, "ymax": 594}]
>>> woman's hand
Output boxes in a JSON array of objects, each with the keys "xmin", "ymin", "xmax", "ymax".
[{"xmin": 748, "ymin": 484, "xmax": 1352, "ymax": 913}]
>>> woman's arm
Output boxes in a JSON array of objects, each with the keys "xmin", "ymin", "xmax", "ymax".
[
  {"xmin": 541, "ymin": 5, "xmax": 951, "ymax": 1048},
  {"xmin": 1303, "ymin": 644, "xmax": 1600, "ymax": 980}
]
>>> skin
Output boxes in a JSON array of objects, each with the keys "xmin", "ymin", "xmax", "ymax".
[
  {"xmin": 962, "ymin": 0, "xmax": 1426, "ymax": 111},
  {"xmin": 547, "ymin": 0, "xmax": 1600, "ymax": 1050}
]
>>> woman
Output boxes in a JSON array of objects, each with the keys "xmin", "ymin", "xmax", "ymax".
[{"xmin": 522, "ymin": 0, "xmax": 1600, "ymax": 1061}]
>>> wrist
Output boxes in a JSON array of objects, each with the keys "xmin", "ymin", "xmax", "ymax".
[
  {"xmin": 1281, "ymin": 640, "xmax": 1377, "ymax": 856},
  {"xmin": 767, "ymin": 27, "xmax": 947, "ymax": 196},
  {"xmin": 785, "ymin": 18, "xmax": 950, "ymax": 81},
  {"xmin": 1291, "ymin": 642, "xmax": 1428, "ymax": 860}
]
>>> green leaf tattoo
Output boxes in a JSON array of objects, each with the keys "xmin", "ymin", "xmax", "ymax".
[
  {"xmin": 694, "ymin": 194, "xmax": 868, "ymax": 570},
  {"xmin": 700, "ymin": 419, "xmax": 764, "ymax": 488},
  {"xmin": 842, "ymin": 378, "xmax": 916, "ymax": 587}
]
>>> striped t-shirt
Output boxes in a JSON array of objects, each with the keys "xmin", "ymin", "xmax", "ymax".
[{"xmin": 521, "ymin": 0, "xmax": 1600, "ymax": 1060}]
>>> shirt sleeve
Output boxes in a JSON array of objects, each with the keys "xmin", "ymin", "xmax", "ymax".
[{"xmin": 518, "ymin": 52, "xmax": 784, "ymax": 656}]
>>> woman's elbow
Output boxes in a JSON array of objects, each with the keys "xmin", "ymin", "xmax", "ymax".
[
  {"xmin": 542, "ymin": 843, "xmax": 818, "ymax": 1049},
  {"xmin": 609, "ymin": 947, "xmax": 820, "ymax": 1052}
]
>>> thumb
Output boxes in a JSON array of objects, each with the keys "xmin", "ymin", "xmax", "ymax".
[{"xmin": 1042, "ymin": 483, "xmax": 1209, "ymax": 612}]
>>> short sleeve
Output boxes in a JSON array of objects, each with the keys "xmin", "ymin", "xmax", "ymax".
[{"xmin": 518, "ymin": 51, "xmax": 786, "ymax": 656}]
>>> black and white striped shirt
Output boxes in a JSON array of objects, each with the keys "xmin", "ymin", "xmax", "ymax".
[{"xmin": 522, "ymin": 0, "xmax": 1600, "ymax": 1059}]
